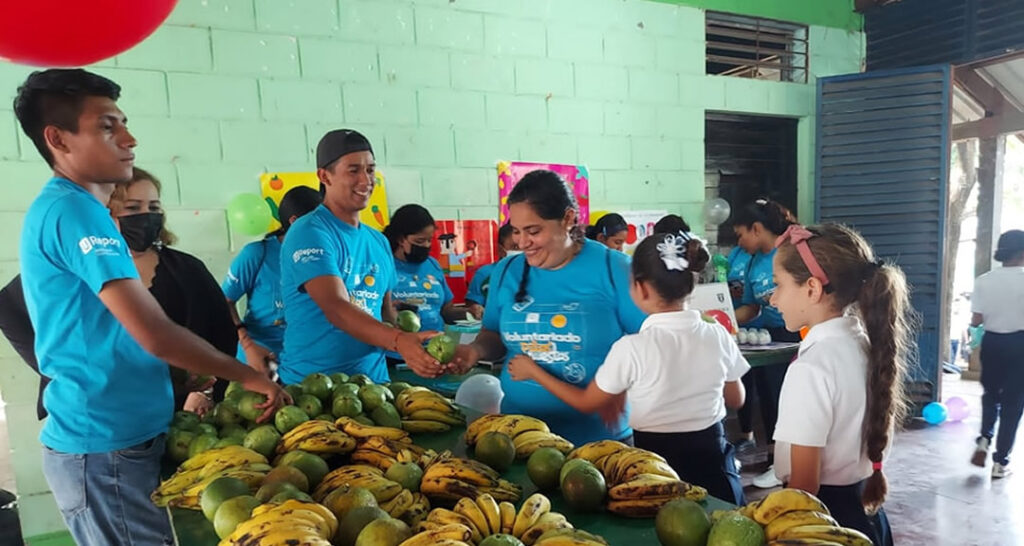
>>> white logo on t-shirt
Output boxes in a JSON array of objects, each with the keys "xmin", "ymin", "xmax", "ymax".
[
  {"xmin": 292, "ymin": 248, "xmax": 325, "ymax": 263},
  {"xmin": 78, "ymin": 236, "xmax": 121, "ymax": 256}
]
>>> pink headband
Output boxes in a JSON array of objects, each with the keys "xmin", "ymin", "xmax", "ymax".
[{"xmin": 775, "ymin": 224, "xmax": 831, "ymax": 290}]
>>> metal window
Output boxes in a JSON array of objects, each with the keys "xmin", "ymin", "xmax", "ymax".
[{"xmin": 706, "ymin": 12, "xmax": 808, "ymax": 83}]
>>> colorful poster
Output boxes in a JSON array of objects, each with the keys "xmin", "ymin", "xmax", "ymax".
[
  {"xmin": 429, "ymin": 220, "xmax": 498, "ymax": 303},
  {"xmin": 258, "ymin": 171, "xmax": 390, "ymax": 232},
  {"xmin": 689, "ymin": 283, "xmax": 739, "ymax": 334},
  {"xmin": 618, "ymin": 210, "xmax": 669, "ymax": 255},
  {"xmin": 497, "ymin": 161, "xmax": 589, "ymax": 226}
]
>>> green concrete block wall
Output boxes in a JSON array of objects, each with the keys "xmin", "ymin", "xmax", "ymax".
[{"xmin": 0, "ymin": 0, "xmax": 863, "ymax": 539}]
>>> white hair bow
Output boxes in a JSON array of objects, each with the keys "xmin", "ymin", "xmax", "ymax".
[{"xmin": 657, "ymin": 233, "xmax": 689, "ymax": 271}]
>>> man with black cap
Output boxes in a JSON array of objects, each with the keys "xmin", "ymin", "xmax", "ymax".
[
  {"xmin": 278, "ymin": 129, "xmax": 443, "ymax": 383},
  {"xmin": 970, "ymin": 229, "xmax": 1024, "ymax": 479}
]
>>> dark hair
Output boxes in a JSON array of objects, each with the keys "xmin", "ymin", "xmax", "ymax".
[
  {"xmin": 13, "ymin": 69, "xmax": 122, "ymax": 167},
  {"xmin": 498, "ymin": 223, "xmax": 514, "ymax": 246},
  {"xmin": 776, "ymin": 223, "xmax": 914, "ymax": 514},
  {"xmin": 507, "ymin": 170, "xmax": 583, "ymax": 302},
  {"xmin": 732, "ymin": 198, "xmax": 797, "ymax": 236},
  {"xmin": 585, "ymin": 213, "xmax": 628, "ymax": 241},
  {"xmin": 383, "ymin": 204, "xmax": 435, "ymax": 252},
  {"xmin": 278, "ymin": 186, "xmax": 322, "ymax": 230},
  {"xmin": 653, "ymin": 214, "xmax": 691, "ymax": 235},
  {"xmin": 110, "ymin": 167, "xmax": 177, "ymax": 247},
  {"xmin": 632, "ymin": 233, "xmax": 709, "ymax": 302}
]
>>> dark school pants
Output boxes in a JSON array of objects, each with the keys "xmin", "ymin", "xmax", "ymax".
[{"xmin": 634, "ymin": 421, "xmax": 746, "ymax": 506}]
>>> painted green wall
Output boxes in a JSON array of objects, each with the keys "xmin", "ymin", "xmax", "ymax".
[
  {"xmin": 0, "ymin": 0, "xmax": 863, "ymax": 539},
  {"xmin": 654, "ymin": 0, "xmax": 863, "ymax": 30}
]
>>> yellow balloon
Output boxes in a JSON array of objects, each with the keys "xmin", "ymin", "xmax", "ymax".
[{"xmin": 590, "ymin": 210, "xmax": 610, "ymax": 226}]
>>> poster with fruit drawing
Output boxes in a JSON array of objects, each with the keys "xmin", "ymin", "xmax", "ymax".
[
  {"xmin": 259, "ymin": 171, "xmax": 390, "ymax": 232},
  {"xmin": 689, "ymin": 283, "xmax": 739, "ymax": 334},
  {"xmin": 429, "ymin": 220, "xmax": 498, "ymax": 303},
  {"xmin": 497, "ymin": 161, "xmax": 589, "ymax": 226},
  {"xmin": 619, "ymin": 210, "xmax": 669, "ymax": 255}
]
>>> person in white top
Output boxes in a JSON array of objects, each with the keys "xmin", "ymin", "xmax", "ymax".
[
  {"xmin": 969, "ymin": 229, "xmax": 1024, "ymax": 478},
  {"xmin": 508, "ymin": 231, "xmax": 750, "ymax": 505},
  {"xmin": 769, "ymin": 224, "xmax": 907, "ymax": 546}
]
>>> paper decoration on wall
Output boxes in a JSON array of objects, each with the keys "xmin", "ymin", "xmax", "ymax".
[
  {"xmin": 497, "ymin": 161, "xmax": 589, "ymax": 226},
  {"xmin": 259, "ymin": 171, "xmax": 390, "ymax": 231},
  {"xmin": 619, "ymin": 210, "xmax": 669, "ymax": 255},
  {"xmin": 688, "ymin": 283, "xmax": 739, "ymax": 334},
  {"xmin": 429, "ymin": 220, "xmax": 499, "ymax": 303}
]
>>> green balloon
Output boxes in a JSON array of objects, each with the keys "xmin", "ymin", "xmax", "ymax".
[{"xmin": 227, "ymin": 193, "xmax": 273, "ymax": 236}]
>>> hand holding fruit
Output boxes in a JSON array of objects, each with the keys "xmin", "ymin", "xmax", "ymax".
[
  {"xmin": 507, "ymin": 355, "xmax": 541, "ymax": 381},
  {"xmin": 449, "ymin": 343, "xmax": 480, "ymax": 374},
  {"xmin": 240, "ymin": 371, "xmax": 292, "ymax": 423},
  {"xmin": 241, "ymin": 341, "xmax": 276, "ymax": 378},
  {"xmin": 397, "ymin": 331, "xmax": 443, "ymax": 378},
  {"xmin": 467, "ymin": 303, "xmax": 484, "ymax": 320},
  {"xmin": 184, "ymin": 392, "xmax": 214, "ymax": 416}
]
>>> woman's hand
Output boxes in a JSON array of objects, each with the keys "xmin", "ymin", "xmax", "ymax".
[
  {"xmin": 184, "ymin": 392, "xmax": 214, "ymax": 416},
  {"xmin": 397, "ymin": 331, "xmax": 444, "ymax": 378},
  {"xmin": 508, "ymin": 354, "xmax": 541, "ymax": 381},
  {"xmin": 242, "ymin": 342, "xmax": 276, "ymax": 377},
  {"xmin": 599, "ymin": 392, "xmax": 627, "ymax": 428},
  {"xmin": 183, "ymin": 373, "xmax": 216, "ymax": 393},
  {"xmin": 467, "ymin": 303, "xmax": 484, "ymax": 320},
  {"xmin": 240, "ymin": 371, "xmax": 292, "ymax": 423},
  {"xmin": 447, "ymin": 343, "xmax": 480, "ymax": 374}
]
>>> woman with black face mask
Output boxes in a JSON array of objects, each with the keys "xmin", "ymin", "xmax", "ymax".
[
  {"xmin": 110, "ymin": 168, "xmax": 239, "ymax": 414},
  {"xmin": 382, "ymin": 204, "xmax": 462, "ymax": 363}
]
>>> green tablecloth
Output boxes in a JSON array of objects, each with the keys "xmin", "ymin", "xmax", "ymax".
[{"xmin": 170, "ymin": 418, "xmax": 734, "ymax": 545}]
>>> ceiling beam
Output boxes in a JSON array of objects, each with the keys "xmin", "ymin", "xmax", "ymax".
[
  {"xmin": 953, "ymin": 66, "xmax": 1015, "ymax": 115},
  {"xmin": 953, "ymin": 110, "xmax": 1024, "ymax": 141}
]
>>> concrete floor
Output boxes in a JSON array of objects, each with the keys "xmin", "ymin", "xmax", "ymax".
[{"xmin": 0, "ymin": 376, "xmax": 1021, "ymax": 545}]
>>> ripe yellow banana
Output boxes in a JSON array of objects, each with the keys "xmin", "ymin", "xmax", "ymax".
[
  {"xmin": 401, "ymin": 419, "xmax": 452, "ymax": 433},
  {"xmin": 499, "ymin": 501, "xmax": 517, "ymax": 534},
  {"xmin": 492, "ymin": 415, "xmax": 550, "ymax": 439},
  {"xmin": 765, "ymin": 511, "xmax": 841, "ymax": 541},
  {"xmin": 514, "ymin": 493, "xmax": 552, "ymax": 537},
  {"xmin": 475, "ymin": 493, "xmax": 501, "ymax": 536},
  {"xmin": 608, "ymin": 473, "xmax": 691, "ymax": 500},
  {"xmin": 397, "ymin": 523, "xmax": 474, "ymax": 546},
  {"xmin": 334, "ymin": 416, "xmax": 411, "ymax": 442},
  {"xmin": 567, "ymin": 440, "xmax": 629, "ymax": 463},
  {"xmin": 754, "ymin": 488, "xmax": 830, "ymax": 525},
  {"xmin": 405, "ymin": 409, "xmax": 466, "ymax": 426},
  {"xmin": 420, "ymin": 477, "xmax": 482, "ymax": 501},
  {"xmin": 279, "ymin": 421, "xmax": 338, "ymax": 451},
  {"xmin": 776, "ymin": 525, "xmax": 873, "ymax": 546},
  {"xmin": 535, "ymin": 528, "xmax": 609, "ymax": 545},
  {"xmin": 428, "ymin": 508, "xmax": 482, "ymax": 543},
  {"xmin": 398, "ymin": 394, "xmax": 460, "ymax": 416},
  {"xmin": 423, "ymin": 459, "xmax": 499, "ymax": 486},
  {"xmin": 739, "ymin": 500, "xmax": 761, "ymax": 519},
  {"xmin": 521, "ymin": 512, "xmax": 572, "ymax": 545},
  {"xmin": 534, "ymin": 534, "xmax": 608, "ymax": 546},
  {"xmin": 606, "ymin": 496, "xmax": 676, "ymax": 518},
  {"xmin": 294, "ymin": 432, "xmax": 357, "ymax": 455},
  {"xmin": 454, "ymin": 497, "xmax": 490, "ymax": 536},
  {"xmin": 382, "ymin": 488, "xmax": 416, "ymax": 519},
  {"xmin": 767, "ymin": 539, "xmax": 847, "ymax": 546},
  {"xmin": 401, "ymin": 492, "xmax": 431, "ymax": 526},
  {"xmin": 351, "ymin": 448, "xmax": 399, "ymax": 471},
  {"xmin": 180, "ymin": 445, "xmax": 267, "ymax": 471},
  {"xmin": 617, "ymin": 458, "xmax": 679, "ymax": 483},
  {"xmin": 513, "ymin": 431, "xmax": 574, "ymax": 458}
]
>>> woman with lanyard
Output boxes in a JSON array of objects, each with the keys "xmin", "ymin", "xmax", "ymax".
[
  {"xmin": 223, "ymin": 186, "xmax": 322, "ymax": 374},
  {"xmin": 450, "ymin": 170, "xmax": 645, "ymax": 445},
  {"xmin": 382, "ymin": 204, "xmax": 462, "ymax": 362},
  {"xmin": 585, "ymin": 212, "xmax": 629, "ymax": 252},
  {"xmin": 731, "ymin": 198, "xmax": 800, "ymax": 489}
]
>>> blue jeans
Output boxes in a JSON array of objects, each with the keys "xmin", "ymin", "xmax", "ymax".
[{"xmin": 42, "ymin": 434, "xmax": 174, "ymax": 546}]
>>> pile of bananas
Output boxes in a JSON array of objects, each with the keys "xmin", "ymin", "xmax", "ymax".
[
  {"xmin": 568, "ymin": 440, "xmax": 707, "ymax": 517},
  {"xmin": 726, "ymin": 488, "xmax": 873, "ymax": 546},
  {"xmin": 396, "ymin": 386, "xmax": 468, "ymax": 433},
  {"xmin": 217, "ymin": 499, "xmax": 337, "ymax": 546},
  {"xmin": 465, "ymin": 414, "xmax": 574, "ymax": 458},
  {"xmin": 335, "ymin": 415, "xmax": 412, "ymax": 443},
  {"xmin": 420, "ymin": 451, "xmax": 523, "ymax": 503},
  {"xmin": 151, "ymin": 446, "xmax": 268, "ymax": 509},
  {"xmin": 378, "ymin": 487, "xmax": 433, "ymax": 527},
  {"xmin": 350, "ymin": 435, "xmax": 432, "ymax": 471},
  {"xmin": 312, "ymin": 464, "xmax": 405, "ymax": 504},
  {"xmin": 275, "ymin": 420, "xmax": 356, "ymax": 457},
  {"xmin": 399, "ymin": 493, "xmax": 608, "ymax": 546}
]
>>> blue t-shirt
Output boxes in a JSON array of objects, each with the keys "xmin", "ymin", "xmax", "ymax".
[
  {"xmin": 278, "ymin": 205, "xmax": 397, "ymax": 384},
  {"xmin": 392, "ymin": 257, "xmax": 453, "ymax": 334},
  {"xmin": 222, "ymin": 237, "xmax": 285, "ymax": 360},
  {"xmin": 21, "ymin": 178, "xmax": 173, "ymax": 453},
  {"xmin": 465, "ymin": 262, "xmax": 496, "ymax": 306},
  {"xmin": 484, "ymin": 240, "xmax": 646, "ymax": 445},
  {"xmin": 740, "ymin": 249, "xmax": 784, "ymax": 328},
  {"xmin": 727, "ymin": 247, "xmax": 763, "ymax": 328}
]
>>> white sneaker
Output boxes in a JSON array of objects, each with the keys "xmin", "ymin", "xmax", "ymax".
[
  {"xmin": 993, "ymin": 463, "xmax": 1011, "ymax": 479},
  {"xmin": 972, "ymin": 437, "xmax": 991, "ymax": 467},
  {"xmin": 753, "ymin": 466, "xmax": 783, "ymax": 489}
]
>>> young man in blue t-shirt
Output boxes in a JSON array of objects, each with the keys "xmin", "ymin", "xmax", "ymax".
[
  {"xmin": 278, "ymin": 130, "xmax": 442, "ymax": 384},
  {"xmin": 14, "ymin": 69, "xmax": 288, "ymax": 545}
]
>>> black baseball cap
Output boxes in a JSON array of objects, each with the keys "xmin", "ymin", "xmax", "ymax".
[
  {"xmin": 994, "ymin": 229, "xmax": 1024, "ymax": 262},
  {"xmin": 316, "ymin": 129, "xmax": 373, "ymax": 169}
]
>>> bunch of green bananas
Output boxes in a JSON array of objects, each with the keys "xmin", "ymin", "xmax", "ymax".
[
  {"xmin": 276, "ymin": 420, "xmax": 356, "ymax": 457},
  {"xmin": 151, "ymin": 446, "xmax": 269, "ymax": 509},
  {"xmin": 727, "ymin": 489, "xmax": 873, "ymax": 546},
  {"xmin": 465, "ymin": 414, "xmax": 573, "ymax": 459},
  {"xmin": 217, "ymin": 499, "xmax": 337, "ymax": 546},
  {"xmin": 396, "ymin": 386, "xmax": 468, "ymax": 433},
  {"xmin": 398, "ymin": 493, "xmax": 608, "ymax": 546},
  {"xmin": 420, "ymin": 451, "xmax": 522, "ymax": 503},
  {"xmin": 568, "ymin": 440, "xmax": 707, "ymax": 518}
]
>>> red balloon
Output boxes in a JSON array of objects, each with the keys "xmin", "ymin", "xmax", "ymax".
[{"xmin": 0, "ymin": 0, "xmax": 178, "ymax": 67}]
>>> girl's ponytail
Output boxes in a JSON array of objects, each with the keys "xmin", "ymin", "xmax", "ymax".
[{"xmin": 857, "ymin": 262, "xmax": 912, "ymax": 514}]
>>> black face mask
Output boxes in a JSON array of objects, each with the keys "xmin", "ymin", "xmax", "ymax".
[
  {"xmin": 406, "ymin": 243, "xmax": 431, "ymax": 264},
  {"xmin": 119, "ymin": 212, "xmax": 164, "ymax": 252}
]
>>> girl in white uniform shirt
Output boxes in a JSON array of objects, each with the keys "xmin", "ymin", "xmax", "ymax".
[
  {"xmin": 508, "ymin": 232, "xmax": 750, "ymax": 505},
  {"xmin": 970, "ymin": 229, "xmax": 1024, "ymax": 478},
  {"xmin": 769, "ymin": 224, "xmax": 905, "ymax": 546}
]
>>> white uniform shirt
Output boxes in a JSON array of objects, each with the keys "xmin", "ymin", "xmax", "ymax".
[
  {"xmin": 774, "ymin": 316, "xmax": 875, "ymax": 486},
  {"xmin": 972, "ymin": 266, "xmax": 1024, "ymax": 333},
  {"xmin": 594, "ymin": 310, "xmax": 750, "ymax": 433}
]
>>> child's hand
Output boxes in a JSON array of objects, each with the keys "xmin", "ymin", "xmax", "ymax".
[
  {"xmin": 599, "ymin": 392, "xmax": 627, "ymax": 428},
  {"xmin": 508, "ymin": 355, "xmax": 539, "ymax": 381}
]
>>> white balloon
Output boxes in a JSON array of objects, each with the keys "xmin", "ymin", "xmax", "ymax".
[
  {"xmin": 455, "ymin": 374, "xmax": 504, "ymax": 414},
  {"xmin": 703, "ymin": 198, "xmax": 732, "ymax": 226}
]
